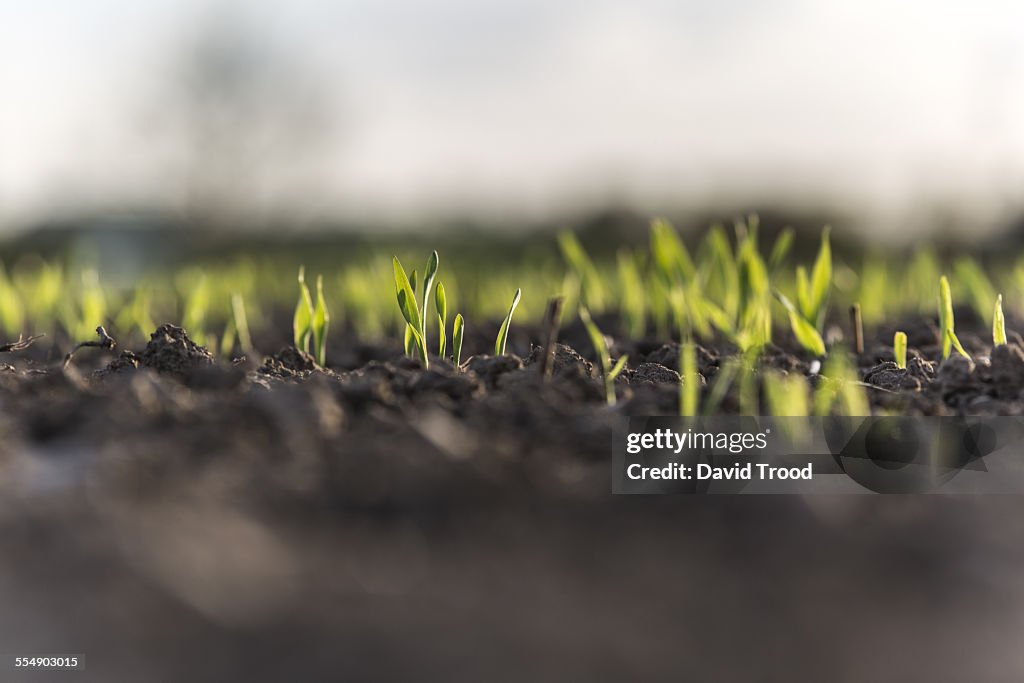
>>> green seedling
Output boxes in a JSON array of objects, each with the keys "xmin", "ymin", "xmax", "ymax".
[
  {"xmin": 616, "ymin": 250, "xmax": 646, "ymax": 339},
  {"xmin": 774, "ymin": 291, "xmax": 826, "ymax": 356},
  {"xmin": 74, "ymin": 269, "xmax": 107, "ymax": 343},
  {"xmin": 495, "ymin": 288, "xmax": 521, "ymax": 356},
  {"xmin": 938, "ymin": 275, "xmax": 970, "ymax": 360},
  {"xmin": 558, "ymin": 231, "xmax": 605, "ymax": 310},
  {"xmin": 894, "ymin": 331, "xmax": 908, "ymax": 370},
  {"xmin": 393, "ymin": 257, "xmax": 427, "ymax": 367},
  {"xmin": 435, "ymin": 281, "xmax": 447, "ymax": 358},
  {"xmin": 293, "ymin": 266, "xmax": 314, "ymax": 353},
  {"xmin": 768, "ymin": 227, "xmax": 795, "ymax": 273},
  {"xmin": 220, "ymin": 319, "xmax": 236, "ymax": 358},
  {"xmin": 763, "ymin": 370, "xmax": 809, "ymax": 417},
  {"xmin": 394, "ymin": 251, "xmax": 444, "ymax": 367},
  {"xmin": 0, "ymin": 264, "xmax": 26, "ymax": 336},
  {"xmin": 796, "ymin": 227, "xmax": 832, "ymax": 330},
  {"xmin": 738, "ymin": 346, "xmax": 761, "ymax": 416},
  {"xmin": 312, "ymin": 275, "xmax": 330, "ymax": 366},
  {"xmin": 763, "ymin": 369, "xmax": 811, "ymax": 443},
  {"xmin": 993, "ymin": 294, "xmax": 1007, "ymax": 347},
  {"xmin": 452, "ymin": 313, "xmax": 465, "ymax": 367},
  {"xmin": 231, "ymin": 293, "xmax": 254, "ymax": 357},
  {"xmin": 955, "ymin": 258, "xmax": 996, "ymax": 320},
  {"xmin": 649, "ymin": 218, "xmax": 695, "ymax": 285},
  {"xmin": 579, "ymin": 306, "xmax": 628, "ymax": 406},
  {"xmin": 421, "ymin": 252, "xmax": 438, "ymax": 345},
  {"xmin": 679, "ymin": 341, "xmax": 699, "ymax": 417},
  {"xmin": 814, "ymin": 352, "xmax": 870, "ymax": 417}
]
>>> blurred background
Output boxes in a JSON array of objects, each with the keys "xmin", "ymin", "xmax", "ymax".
[{"xmin": 1, "ymin": 0, "xmax": 1022, "ymax": 243}]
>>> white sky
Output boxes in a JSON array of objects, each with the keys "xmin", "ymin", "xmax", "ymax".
[{"xmin": 0, "ymin": 0, "xmax": 1022, "ymax": 233}]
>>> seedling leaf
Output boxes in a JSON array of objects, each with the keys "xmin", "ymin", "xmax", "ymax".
[
  {"xmin": 495, "ymin": 288, "xmax": 521, "ymax": 356},
  {"xmin": 393, "ymin": 258, "xmax": 422, "ymax": 333},
  {"xmin": 312, "ymin": 275, "xmax": 330, "ymax": 366},
  {"xmin": 807, "ymin": 227, "xmax": 832, "ymax": 328},
  {"xmin": 609, "ymin": 354, "xmax": 629, "ymax": 380},
  {"xmin": 680, "ymin": 341, "xmax": 699, "ymax": 417},
  {"xmin": 421, "ymin": 251, "xmax": 439, "ymax": 342},
  {"xmin": 435, "ymin": 281, "xmax": 447, "ymax": 357},
  {"xmin": 894, "ymin": 331, "xmax": 907, "ymax": 369},
  {"xmin": 993, "ymin": 294, "xmax": 1007, "ymax": 347},
  {"xmin": 293, "ymin": 266, "xmax": 313, "ymax": 352},
  {"xmin": 768, "ymin": 227, "xmax": 795, "ymax": 271},
  {"xmin": 775, "ymin": 291, "xmax": 826, "ymax": 356},
  {"xmin": 937, "ymin": 275, "xmax": 969, "ymax": 360},
  {"xmin": 453, "ymin": 313, "xmax": 465, "ymax": 367}
]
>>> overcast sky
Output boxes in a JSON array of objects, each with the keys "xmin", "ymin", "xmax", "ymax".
[{"xmin": 1, "ymin": 0, "xmax": 1022, "ymax": 233}]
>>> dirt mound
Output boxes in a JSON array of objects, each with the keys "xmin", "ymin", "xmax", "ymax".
[
  {"xmin": 136, "ymin": 324, "xmax": 215, "ymax": 375},
  {"xmin": 259, "ymin": 346, "xmax": 321, "ymax": 380}
]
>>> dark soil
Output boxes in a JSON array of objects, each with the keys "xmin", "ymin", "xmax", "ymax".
[{"xmin": 3, "ymin": 319, "xmax": 1024, "ymax": 681}]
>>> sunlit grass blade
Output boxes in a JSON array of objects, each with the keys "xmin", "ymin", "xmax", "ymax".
[
  {"xmin": 453, "ymin": 313, "xmax": 465, "ymax": 367},
  {"xmin": 293, "ymin": 266, "xmax": 313, "ymax": 353},
  {"xmin": 495, "ymin": 288, "xmax": 521, "ymax": 356},
  {"xmin": 616, "ymin": 250, "xmax": 646, "ymax": 338},
  {"xmin": 220, "ymin": 319, "xmax": 236, "ymax": 358},
  {"xmin": 738, "ymin": 347, "xmax": 761, "ymax": 416},
  {"xmin": 955, "ymin": 258, "xmax": 996, "ymax": 319},
  {"xmin": 558, "ymin": 232, "xmax": 604, "ymax": 309},
  {"xmin": 775, "ymin": 291, "xmax": 826, "ymax": 356},
  {"xmin": 421, "ymin": 250, "xmax": 438, "ymax": 343},
  {"xmin": 938, "ymin": 275, "xmax": 970, "ymax": 360},
  {"xmin": 763, "ymin": 370, "xmax": 809, "ymax": 416},
  {"xmin": 702, "ymin": 358, "xmax": 739, "ymax": 415},
  {"xmin": 796, "ymin": 266, "xmax": 811, "ymax": 320},
  {"xmin": 231, "ymin": 293, "xmax": 254, "ymax": 356},
  {"xmin": 435, "ymin": 281, "xmax": 447, "ymax": 358},
  {"xmin": 312, "ymin": 275, "xmax": 330, "ymax": 366},
  {"xmin": 580, "ymin": 305, "xmax": 622, "ymax": 405},
  {"xmin": 807, "ymin": 226, "xmax": 832, "ymax": 328},
  {"xmin": 814, "ymin": 352, "xmax": 870, "ymax": 416},
  {"xmin": 894, "ymin": 331, "xmax": 907, "ymax": 369},
  {"xmin": 768, "ymin": 227, "xmax": 795, "ymax": 272},
  {"xmin": 609, "ymin": 355, "xmax": 629, "ymax": 380},
  {"xmin": 649, "ymin": 218, "xmax": 695, "ymax": 285},
  {"xmin": 393, "ymin": 257, "xmax": 422, "ymax": 333},
  {"xmin": 993, "ymin": 294, "xmax": 1007, "ymax": 347},
  {"xmin": 679, "ymin": 340, "xmax": 699, "ymax": 417},
  {"xmin": 397, "ymin": 288, "xmax": 427, "ymax": 366}
]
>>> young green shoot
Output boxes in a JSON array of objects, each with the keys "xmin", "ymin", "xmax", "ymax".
[
  {"xmin": 763, "ymin": 370, "xmax": 809, "ymax": 417},
  {"xmin": 893, "ymin": 331, "xmax": 908, "ymax": 370},
  {"xmin": 796, "ymin": 226, "xmax": 832, "ymax": 330},
  {"xmin": 679, "ymin": 340, "xmax": 699, "ymax": 417},
  {"xmin": 774, "ymin": 291, "xmax": 826, "ymax": 356},
  {"xmin": 763, "ymin": 369, "xmax": 811, "ymax": 444},
  {"xmin": 768, "ymin": 227, "xmax": 795, "ymax": 273},
  {"xmin": 813, "ymin": 352, "xmax": 870, "ymax": 417},
  {"xmin": 495, "ymin": 288, "xmax": 521, "ymax": 356},
  {"xmin": 558, "ymin": 232, "xmax": 605, "ymax": 310},
  {"xmin": 312, "ymin": 275, "xmax": 330, "ymax": 366},
  {"xmin": 435, "ymin": 281, "xmax": 447, "ymax": 358},
  {"xmin": 993, "ymin": 294, "xmax": 1007, "ymax": 347},
  {"xmin": 421, "ymin": 251, "xmax": 438, "ymax": 347},
  {"xmin": 231, "ymin": 293, "xmax": 254, "ymax": 357},
  {"xmin": 579, "ymin": 306, "xmax": 628, "ymax": 406},
  {"xmin": 393, "ymin": 257, "xmax": 427, "ymax": 367},
  {"xmin": 293, "ymin": 266, "xmax": 314, "ymax": 353},
  {"xmin": 452, "ymin": 313, "xmax": 465, "ymax": 367},
  {"xmin": 938, "ymin": 275, "xmax": 970, "ymax": 361}
]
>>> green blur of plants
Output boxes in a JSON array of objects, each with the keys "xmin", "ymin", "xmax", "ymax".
[{"xmin": 0, "ymin": 218, "xmax": 1017, "ymax": 419}]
